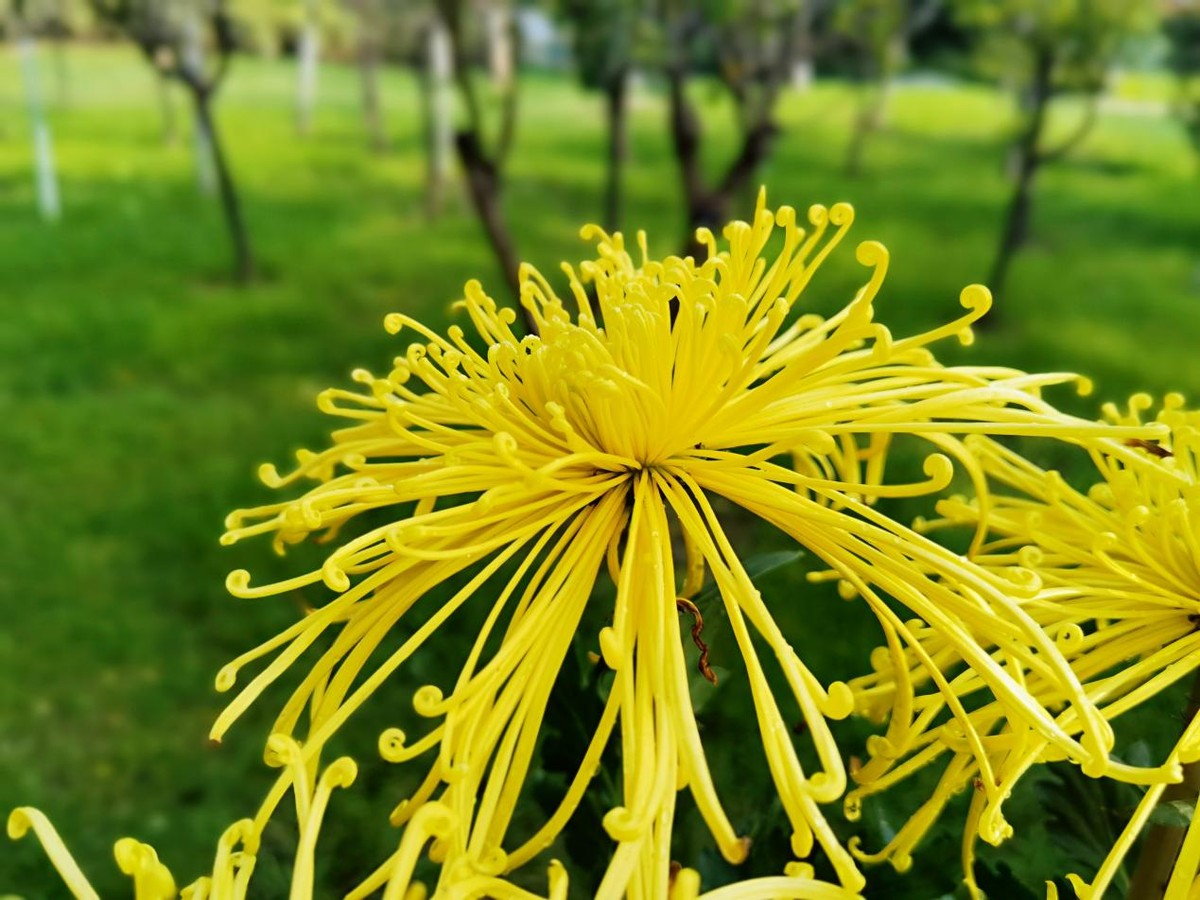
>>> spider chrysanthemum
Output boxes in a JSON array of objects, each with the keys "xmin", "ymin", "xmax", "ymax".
[
  {"xmin": 847, "ymin": 396, "xmax": 1199, "ymax": 897},
  {"xmin": 9, "ymin": 197, "xmax": 1164, "ymax": 898},
  {"xmin": 209, "ymin": 194, "xmax": 1162, "ymax": 894}
]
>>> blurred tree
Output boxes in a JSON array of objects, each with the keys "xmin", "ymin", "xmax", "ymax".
[
  {"xmin": 91, "ymin": 0, "xmax": 255, "ymax": 281},
  {"xmin": 367, "ymin": 0, "xmax": 456, "ymax": 215},
  {"xmin": 657, "ymin": 0, "xmax": 803, "ymax": 258},
  {"xmin": 294, "ymin": 0, "xmax": 320, "ymax": 135},
  {"xmin": 555, "ymin": 0, "xmax": 641, "ymax": 231},
  {"xmin": 422, "ymin": 8, "xmax": 456, "ymax": 217},
  {"xmin": 1163, "ymin": 2, "xmax": 1200, "ymax": 166},
  {"xmin": 5, "ymin": 0, "xmax": 93, "ymax": 105},
  {"xmin": 834, "ymin": 0, "xmax": 942, "ymax": 177},
  {"xmin": 155, "ymin": 63, "xmax": 181, "ymax": 145},
  {"xmin": 343, "ymin": 0, "xmax": 388, "ymax": 151},
  {"xmin": 485, "ymin": 0, "xmax": 514, "ymax": 86},
  {"xmin": 787, "ymin": 0, "xmax": 831, "ymax": 90},
  {"xmin": 434, "ymin": 0, "xmax": 534, "ymax": 331},
  {"xmin": 230, "ymin": 0, "xmax": 354, "ymax": 136},
  {"xmin": 956, "ymin": 0, "xmax": 1156, "ymax": 308}
]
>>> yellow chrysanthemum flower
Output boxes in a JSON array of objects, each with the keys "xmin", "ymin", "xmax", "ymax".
[
  {"xmin": 847, "ymin": 396, "xmax": 1200, "ymax": 897},
  {"xmin": 11, "ymin": 196, "xmax": 1164, "ymax": 898},
  {"xmin": 9, "ymin": 744, "xmax": 360, "ymax": 900},
  {"xmin": 208, "ymin": 194, "xmax": 1165, "ymax": 894}
]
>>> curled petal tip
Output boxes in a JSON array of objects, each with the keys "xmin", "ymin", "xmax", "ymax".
[
  {"xmin": 412, "ymin": 684, "xmax": 445, "ymax": 717},
  {"xmin": 321, "ymin": 561, "xmax": 350, "ymax": 592},
  {"xmin": 7, "ymin": 808, "xmax": 33, "ymax": 840},
  {"xmin": 214, "ymin": 664, "xmax": 238, "ymax": 693},
  {"xmin": 601, "ymin": 807, "xmax": 642, "ymax": 842},
  {"xmin": 855, "ymin": 239, "xmax": 887, "ymax": 268},
  {"xmin": 323, "ymin": 757, "xmax": 358, "ymax": 788},
  {"xmin": 824, "ymin": 681, "xmax": 855, "ymax": 720},
  {"xmin": 960, "ymin": 283, "xmax": 992, "ymax": 314},
  {"xmin": 225, "ymin": 569, "xmax": 252, "ymax": 595}
]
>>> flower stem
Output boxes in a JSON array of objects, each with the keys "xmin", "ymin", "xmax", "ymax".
[{"xmin": 1128, "ymin": 671, "xmax": 1200, "ymax": 897}]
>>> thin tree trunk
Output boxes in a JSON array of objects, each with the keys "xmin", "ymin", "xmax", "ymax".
[
  {"xmin": 192, "ymin": 105, "xmax": 218, "ymax": 195},
  {"xmin": 296, "ymin": 0, "xmax": 321, "ymax": 137},
  {"xmin": 424, "ymin": 17, "xmax": 453, "ymax": 218},
  {"xmin": 456, "ymin": 130, "xmax": 521, "ymax": 307},
  {"xmin": 157, "ymin": 71, "xmax": 179, "ymax": 145},
  {"xmin": 790, "ymin": 0, "xmax": 815, "ymax": 91},
  {"xmin": 438, "ymin": 1, "xmax": 529, "ymax": 332},
  {"xmin": 485, "ymin": 2, "xmax": 513, "ymax": 89},
  {"xmin": 358, "ymin": 26, "xmax": 387, "ymax": 151},
  {"xmin": 603, "ymin": 73, "xmax": 629, "ymax": 233},
  {"xmin": 667, "ymin": 52, "xmax": 779, "ymax": 258},
  {"xmin": 874, "ymin": 33, "xmax": 904, "ymax": 130},
  {"xmin": 192, "ymin": 92, "xmax": 254, "ymax": 283},
  {"xmin": 845, "ymin": 86, "xmax": 883, "ymax": 178},
  {"xmin": 17, "ymin": 35, "xmax": 61, "ymax": 221},
  {"xmin": 666, "ymin": 70, "xmax": 709, "ymax": 256},
  {"xmin": 180, "ymin": 14, "xmax": 217, "ymax": 195},
  {"xmin": 986, "ymin": 153, "xmax": 1038, "ymax": 307},
  {"xmin": 985, "ymin": 47, "xmax": 1053, "ymax": 315},
  {"xmin": 709, "ymin": 121, "xmax": 776, "ymax": 225},
  {"xmin": 845, "ymin": 31, "xmax": 900, "ymax": 178},
  {"xmin": 673, "ymin": 118, "xmax": 776, "ymax": 260}
]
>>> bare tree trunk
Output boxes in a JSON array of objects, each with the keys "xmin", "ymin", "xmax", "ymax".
[
  {"xmin": 192, "ymin": 91, "xmax": 254, "ymax": 283},
  {"xmin": 157, "ymin": 70, "xmax": 179, "ymax": 145},
  {"xmin": 875, "ymin": 33, "xmax": 904, "ymax": 130},
  {"xmin": 438, "ymin": 0, "xmax": 530, "ymax": 332},
  {"xmin": 17, "ymin": 34, "xmax": 61, "ymax": 221},
  {"xmin": 789, "ymin": 0, "xmax": 817, "ymax": 90},
  {"xmin": 987, "ymin": 152, "xmax": 1039, "ymax": 308},
  {"xmin": 603, "ymin": 72, "xmax": 629, "ymax": 233},
  {"xmin": 666, "ymin": 70, "xmax": 709, "ymax": 255},
  {"xmin": 181, "ymin": 15, "xmax": 217, "ymax": 195},
  {"xmin": 358, "ymin": 19, "xmax": 387, "ymax": 151},
  {"xmin": 456, "ymin": 131, "xmax": 521, "ymax": 309},
  {"xmin": 423, "ymin": 16, "xmax": 454, "ymax": 218},
  {"xmin": 985, "ymin": 47, "xmax": 1053, "ymax": 315},
  {"xmin": 845, "ymin": 32, "xmax": 902, "ymax": 178},
  {"xmin": 296, "ymin": 0, "xmax": 321, "ymax": 137},
  {"xmin": 668, "ymin": 69, "xmax": 777, "ymax": 259},
  {"xmin": 845, "ymin": 86, "xmax": 883, "ymax": 178},
  {"xmin": 485, "ymin": 1, "xmax": 513, "ymax": 89},
  {"xmin": 192, "ymin": 109, "xmax": 218, "ymax": 195}
]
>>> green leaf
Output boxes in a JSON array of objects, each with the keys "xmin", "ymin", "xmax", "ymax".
[
  {"xmin": 1149, "ymin": 799, "xmax": 1196, "ymax": 828},
  {"xmin": 691, "ymin": 549, "xmax": 805, "ymax": 610}
]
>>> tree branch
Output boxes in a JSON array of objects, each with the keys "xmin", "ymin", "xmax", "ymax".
[
  {"xmin": 436, "ymin": 0, "xmax": 487, "ymax": 160},
  {"xmin": 1035, "ymin": 92, "xmax": 1099, "ymax": 164},
  {"xmin": 666, "ymin": 63, "xmax": 705, "ymax": 215},
  {"xmin": 716, "ymin": 118, "xmax": 778, "ymax": 201},
  {"xmin": 495, "ymin": 9, "xmax": 520, "ymax": 165}
]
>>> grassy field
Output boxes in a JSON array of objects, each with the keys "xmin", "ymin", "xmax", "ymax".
[{"xmin": 2, "ymin": 44, "xmax": 1199, "ymax": 896}]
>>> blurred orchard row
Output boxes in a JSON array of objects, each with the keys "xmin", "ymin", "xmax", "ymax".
[
  {"xmin": 5, "ymin": 0, "xmax": 1200, "ymax": 315},
  {"xmin": 6, "ymin": 3, "xmax": 1200, "ymax": 896}
]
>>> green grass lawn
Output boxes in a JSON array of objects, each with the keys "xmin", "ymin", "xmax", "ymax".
[{"xmin": 1, "ymin": 44, "xmax": 1198, "ymax": 896}]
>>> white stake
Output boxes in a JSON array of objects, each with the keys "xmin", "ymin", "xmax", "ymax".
[
  {"xmin": 296, "ymin": 0, "xmax": 321, "ymax": 136},
  {"xmin": 17, "ymin": 35, "xmax": 61, "ymax": 221}
]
